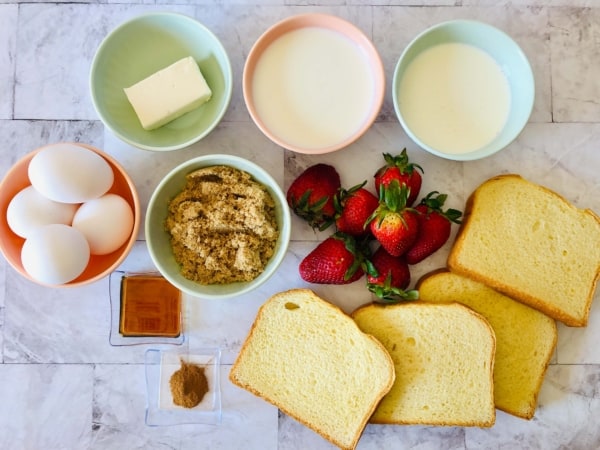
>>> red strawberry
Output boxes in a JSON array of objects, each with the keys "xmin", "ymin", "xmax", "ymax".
[
  {"xmin": 367, "ymin": 180, "xmax": 420, "ymax": 257},
  {"xmin": 334, "ymin": 181, "xmax": 379, "ymax": 237},
  {"xmin": 299, "ymin": 232, "xmax": 367, "ymax": 284},
  {"xmin": 405, "ymin": 191, "xmax": 463, "ymax": 265},
  {"xmin": 366, "ymin": 247, "xmax": 419, "ymax": 303},
  {"xmin": 287, "ymin": 163, "xmax": 341, "ymax": 231},
  {"xmin": 374, "ymin": 149, "xmax": 423, "ymax": 206}
]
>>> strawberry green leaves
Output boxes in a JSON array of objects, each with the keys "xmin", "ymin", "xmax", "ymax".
[{"xmin": 292, "ymin": 151, "xmax": 462, "ymax": 304}]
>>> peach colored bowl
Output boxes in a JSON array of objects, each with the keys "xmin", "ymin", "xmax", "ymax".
[
  {"xmin": 0, "ymin": 143, "xmax": 141, "ymax": 287},
  {"xmin": 243, "ymin": 13, "xmax": 385, "ymax": 154}
]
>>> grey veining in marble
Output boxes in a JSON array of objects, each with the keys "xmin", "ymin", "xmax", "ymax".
[{"xmin": 1, "ymin": 1, "xmax": 600, "ymax": 450}]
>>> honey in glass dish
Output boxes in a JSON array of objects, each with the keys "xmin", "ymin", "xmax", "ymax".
[{"xmin": 119, "ymin": 274, "xmax": 182, "ymax": 337}]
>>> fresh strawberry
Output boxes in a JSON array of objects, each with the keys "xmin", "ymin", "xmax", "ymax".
[
  {"xmin": 367, "ymin": 180, "xmax": 420, "ymax": 257},
  {"xmin": 287, "ymin": 163, "xmax": 341, "ymax": 231},
  {"xmin": 366, "ymin": 247, "xmax": 419, "ymax": 303},
  {"xmin": 374, "ymin": 149, "xmax": 423, "ymax": 206},
  {"xmin": 299, "ymin": 232, "xmax": 369, "ymax": 284},
  {"xmin": 333, "ymin": 181, "xmax": 379, "ymax": 237},
  {"xmin": 405, "ymin": 191, "xmax": 463, "ymax": 265}
]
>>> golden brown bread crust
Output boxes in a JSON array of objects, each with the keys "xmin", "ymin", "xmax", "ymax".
[
  {"xmin": 518, "ymin": 328, "xmax": 556, "ymax": 420},
  {"xmin": 414, "ymin": 267, "xmax": 451, "ymax": 288},
  {"xmin": 447, "ymin": 174, "xmax": 600, "ymax": 327},
  {"xmin": 229, "ymin": 289, "xmax": 395, "ymax": 450}
]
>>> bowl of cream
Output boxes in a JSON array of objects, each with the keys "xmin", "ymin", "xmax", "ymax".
[
  {"xmin": 393, "ymin": 20, "xmax": 534, "ymax": 161},
  {"xmin": 243, "ymin": 13, "xmax": 385, "ymax": 154}
]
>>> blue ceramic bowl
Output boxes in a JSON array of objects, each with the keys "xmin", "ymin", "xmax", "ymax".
[{"xmin": 393, "ymin": 20, "xmax": 534, "ymax": 161}]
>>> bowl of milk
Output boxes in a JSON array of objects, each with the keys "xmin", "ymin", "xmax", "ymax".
[
  {"xmin": 393, "ymin": 20, "xmax": 534, "ymax": 161},
  {"xmin": 243, "ymin": 14, "xmax": 385, "ymax": 154}
]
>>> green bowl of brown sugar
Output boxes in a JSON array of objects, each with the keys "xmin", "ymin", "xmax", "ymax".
[{"xmin": 145, "ymin": 154, "xmax": 291, "ymax": 299}]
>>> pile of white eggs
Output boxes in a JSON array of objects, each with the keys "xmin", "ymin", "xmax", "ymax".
[{"xmin": 6, "ymin": 143, "xmax": 135, "ymax": 285}]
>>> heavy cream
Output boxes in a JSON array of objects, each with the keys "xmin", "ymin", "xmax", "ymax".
[
  {"xmin": 251, "ymin": 27, "xmax": 374, "ymax": 150},
  {"xmin": 398, "ymin": 42, "xmax": 511, "ymax": 155}
]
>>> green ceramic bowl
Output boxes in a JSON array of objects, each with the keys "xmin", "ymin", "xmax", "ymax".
[
  {"xmin": 393, "ymin": 20, "xmax": 534, "ymax": 161},
  {"xmin": 90, "ymin": 13, "xmax": 232, "ymax": 151},
  {"xmin": 145, "ymin": 154, "xmax": 291, "ymax": 299}
]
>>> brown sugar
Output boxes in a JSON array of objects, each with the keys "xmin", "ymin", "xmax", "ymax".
[
  {"xmin": 165, "ymin": 165, "xmax": 279, "ymax": 285},
  {"xmin": 169, "ymin": 359, "xmax": 209, "ymax": 408},
  {"xmin": 119, "ymin": 274, "xmax": 181, "ymax": 337}
]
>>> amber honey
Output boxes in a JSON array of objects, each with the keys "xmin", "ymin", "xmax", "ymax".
[{"xmin": 119, "ymin": 274, "xmax": 182, "ymax": 337}]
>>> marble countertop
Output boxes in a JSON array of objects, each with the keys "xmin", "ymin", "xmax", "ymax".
[{"xmin": 1, "ymin": 1, "xmax": 600, "ymax": 449}]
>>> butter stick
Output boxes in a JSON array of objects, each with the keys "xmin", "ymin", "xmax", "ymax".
[{"xmin": 124, "ymin": 56, "xmax": 212, "ymax": 130}]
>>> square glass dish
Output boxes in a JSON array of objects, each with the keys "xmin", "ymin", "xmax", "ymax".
[
  {"xmin": 109, "ymin": 271, "xmax": 185, "ymax": 346},
  {"xmin": 145, "ymin": 348, "xmax": 222, "ymax": 426}
]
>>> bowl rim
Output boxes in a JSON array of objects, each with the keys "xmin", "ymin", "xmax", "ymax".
[
  {"xmin": 89, "ymin": 11, "xmax": 233, "ymax": 152},
  {"xmin": 0, "ymin": 142, "xmax": 141, "ymax": 288},
  {"xmin": 392, "ymin": 19, "xmax": 535, "ymax": 161},
  {"xmin": 145, "ymin": 154, "xmax": 291, "ymax": 299},
  {"xmin": 243, "ymin": 12, "xmax": 385, "ymax": 155}
]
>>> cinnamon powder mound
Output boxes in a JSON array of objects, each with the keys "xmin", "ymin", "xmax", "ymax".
[{"xmin": 169, "ymin": 360, "xmax": 209, "ymax": 408}]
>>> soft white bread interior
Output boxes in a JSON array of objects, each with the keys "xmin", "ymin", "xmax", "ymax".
[
  {"xmin": 352, "ymin": 302, "xmax": 496, "ymax": 427},
  {"xmin": 447, "ymin": 174, "xmax": 600, "ymax": 327},
  {"xmin": 417, "ymin": 270, "xmax": 557, "ymax": 419},
  {"xmin": 229, "ymin": 289, "xmax": 395, "ymax": 450}
]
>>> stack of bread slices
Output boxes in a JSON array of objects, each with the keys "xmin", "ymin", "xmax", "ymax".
[{"xmin": 229, "ymin": 174, "xmax": 600, "ymax": 450}]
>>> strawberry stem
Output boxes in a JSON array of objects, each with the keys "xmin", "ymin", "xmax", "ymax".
[
  {"xmin": 333, "ymin": 180, "xmax": 368, "ymax": 214},
  {"xmin": 366, "ymin": 180, "xmax": 415, "ymax": 230},
  {"xmin": 332, "ymin": 232, "xmax": 372, "ymax": 281},
  {"xmin": 367, "ymin": 273, "xmax": 420, "ymax": 303},
  {"xmin": 417, "ymin": 191, "xmax": 463, "ymax": 224},
  {"xmin": 381, "ymin": 149, "xmax": 424, "ymax": 176}
]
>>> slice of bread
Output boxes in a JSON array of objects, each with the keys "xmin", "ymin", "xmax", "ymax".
[
  {"xmin": 417, "ymin": 270, "xmax": 557, "ymax": 419},
  {"xmin": 351, "ymin": 302, "xmax": 496, "ymax": 427},
  {"xmin": 448, "ymin": 174, "xmax": 600, "ymax": 327},
  {"xmin": 229, "ymin": 289, "xmax": 395, "ymax": 450}
]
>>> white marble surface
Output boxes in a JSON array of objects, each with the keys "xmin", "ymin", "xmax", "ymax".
[{"xmin": 1, "ymin": 1, "xmax": 599, "ymax": 449}]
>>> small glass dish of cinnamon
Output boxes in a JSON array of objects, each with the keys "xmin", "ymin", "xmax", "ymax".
[
  {"xmin": 145, "ymin": 348, "xmax": 222, "ymax": 426},
  {"xmin": 109, "ymin": 271, "xmax": 185, "ymax": 346}
]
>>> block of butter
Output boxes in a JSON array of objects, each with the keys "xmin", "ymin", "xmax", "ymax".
[{"xmin": 123, "ymin": 56, "xmax": 212, "ymax": 130}]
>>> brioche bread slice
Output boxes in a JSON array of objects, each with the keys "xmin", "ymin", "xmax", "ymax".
[
  {"xmin": 352, "ymin": 302, "xmax": 495, "ymax": 427},
  {"xmin": 229, "ymin": 289, "xmax": 395, "ymax": 450},
  {"xmin": 417, "ymin": 271, "xmax": 557, "ymax": 419},
  {"xmin": 448, "ymin": 174, "xmax": 600, "ymax": 327}
]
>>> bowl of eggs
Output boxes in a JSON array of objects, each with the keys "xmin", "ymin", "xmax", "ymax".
[
  {"xmin": 90, "ymin": 12, "xmax": 233, "ymax": 151},
  {"xmin": 392, "ymin": 19, "xmax": 535, "ymax": 161},
  {"xmin": 0, "ymin": 143, "xmax": 140, "ymax": 287},
  {"xmin": 243, "ymin": 13, "xmax": 385, "ymax": 154},
  {"xmin": 145, "ymin": 154, "xmax": 291, "ymax": 299}
]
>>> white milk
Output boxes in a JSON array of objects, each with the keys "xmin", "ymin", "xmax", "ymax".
[
  {"xmin": 397, "ymin": 42, "xmax": 511, "ymax": 155},
  {"xmin": 251, "ymin": 27, "xmax": 374, "ymax": 150}
]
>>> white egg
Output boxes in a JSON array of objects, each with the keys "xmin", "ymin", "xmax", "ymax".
[
  {"xmin": 28, "ymin": 143, "xmax": 114, "ymax": 204},
  {"xmin": 21, "ymin": 224, "xmax": 90, "ymax": 285},
  {"xmin": 72, "ymin": 194, "xmax": 134, "ymax": 255},
  {"xmin": 6, "ymin": 186, "xmax": 78, "ymax": 238}
]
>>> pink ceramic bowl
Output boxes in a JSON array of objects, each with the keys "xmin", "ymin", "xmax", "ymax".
[
  {"xmin": 243, "ymin": 13, "xmax": 385, "ymax": 154},
  {"xmin": 0, "ymin": 143, "xmax": 141, "ymax": 287}
]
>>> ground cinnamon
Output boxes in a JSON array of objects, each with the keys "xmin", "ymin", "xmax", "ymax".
[{"xmin": 169, "ymin": 359, "xmax": 209, "ymax": 408}]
